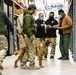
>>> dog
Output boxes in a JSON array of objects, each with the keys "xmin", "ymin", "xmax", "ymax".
[
  {"xmin": 36, "ymin": 42, "xmax": 45, "ymax": 68},
  {"xmin": 36, "ymin": 39, "xmax": 51, "ymax": 68},
  {"xmin": 14, "ymin": 39, "xmax": 51, "ymax": 68},
  {"xmin": 36, "ymin": 41, "xmax": 46, "ymax": 68},
  {"xmin": 14, "ymin": 42, "xmax": 45, "ymax": 68},
  {"xmin": 14, "ymin": 46, "xmax": 26, "ymax": 68}
]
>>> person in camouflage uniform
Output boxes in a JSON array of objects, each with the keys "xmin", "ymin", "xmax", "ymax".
[
  {"xmin": 0, "ymin": 10, "xmax": 13, "ymax": 69},
  {"xmin": 20, "ymin": 4, "xmax": 40, "ymax": 70}
]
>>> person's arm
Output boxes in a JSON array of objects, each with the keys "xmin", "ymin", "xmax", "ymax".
[
  {"xmin": 55, "ymin": 20, "xmax": 58, "ymax": 25},
  {"xmin": 23, "ymin": 15, "xmax": 33, "ymax": 37},
  {"xmin": 23, "ymin": 15, "xmax": 35, "ymax": 42},
  {"xmin": 52, "ymin": 20, "xmax": 60, "ymax": 29},
  {"xmin": 17, "ymin": 14, "xmax": 23, "ymax": 33},
  {"xmin": 35, "ymin": 20, "xmax": 42, "ymax": 27},
  {"xmin": 3, "ymin": 12, "xmax": 14, "ymax": 33},
  {"xmin": 61, "ymin": 16, "xmax": 72, "ymax": 29},
  {"xmin": 41, "ymin": 21, "xmax": 45, "ymax": 27},
  {"xmin": 45, "ymin": 20, "xmax": 52, "ymax": 28},
  {"xmin": 52, "ymin": 20, "xmax": 58, "ymax": 29}
]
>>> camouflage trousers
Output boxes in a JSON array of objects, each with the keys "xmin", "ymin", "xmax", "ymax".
[
  {"xmin": 36, "ymin": 38, "xmax": 45, "ymax": 46},
  {"xmin": 0, "ymin": 35, "xmax": 8, "ymax": 61},
  {"xmin": 21, "ymin": 34, "xmax": 36, "ymax": 66},
  {"xmin": 45, "ymin": 38, "xmax": 56, "ymax": 57},
  {"xmin": 17, "ymin": 33, "xmax": 26, "ymax": 48},
  {"xmin": 50, "ymin": 38, "xmax": 56, "ymax": 56}
]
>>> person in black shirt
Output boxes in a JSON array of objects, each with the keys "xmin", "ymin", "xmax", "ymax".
[
  {"xmin": 35, "ymin": 13, "xmax": 46, "ymax": 47},
  {"xmin": 45, "ymin": 12, "xmax": 58, "ymax": 59}
]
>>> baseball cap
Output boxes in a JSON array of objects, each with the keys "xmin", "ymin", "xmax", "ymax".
[{"xmin": 28, "ymin": 4, "xmax": 36, "ymax": 9}]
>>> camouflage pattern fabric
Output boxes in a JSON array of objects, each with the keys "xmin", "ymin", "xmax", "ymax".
[
  {"xmin": 21, "ymin": 34, "xmax": 36, "ymax": 66},
  {"xmin": 0, "ymin": 35, "xmax": 8, "ymax": 61}
]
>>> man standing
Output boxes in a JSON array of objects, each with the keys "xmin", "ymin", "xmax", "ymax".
[
  {"xmin": 35, "ymin": 13, "xmax": 46, "ymax": 47},
  {"xmin": 0, "ymin": 10, "xmax": 13, "ymax": 69},
  {"xmin": 53, "ymin": 9, "xmax": 72, "ymax": 60},
  {"xmin": 45, "ymin": 12, "xmax": 58, "ymax": 59},
  {"xmin": 21, "ymin": 4, "xmax": 40, "ymax": 70}
]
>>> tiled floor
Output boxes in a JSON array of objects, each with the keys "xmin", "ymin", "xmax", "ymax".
[{"xmin": 0, "ymin": 45, "xmax": 76, "ymax": 75}]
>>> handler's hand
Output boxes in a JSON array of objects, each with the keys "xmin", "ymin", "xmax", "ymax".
[
  {"xmin": 52, "ymin": 25, "xmax": 59, "ymax": 28},
  {"xmin": 41, "ymin": 24, "xmax": 45, "ymax": 27}
]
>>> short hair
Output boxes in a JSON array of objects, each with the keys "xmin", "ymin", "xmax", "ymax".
[
  {"xmin": 39, "ymin": 13, "xmax": 43, "ymax": 16},
  {"xmin": 58, "ymin": 9, "xmax": 64, "ymax": 13},
  {"xmin": 28, "ymin": 4, "xmax": 36, "ymax": 10},
  {"xmin": 49, "ymin": 12, "xmax": 54, "ymax": 16}
]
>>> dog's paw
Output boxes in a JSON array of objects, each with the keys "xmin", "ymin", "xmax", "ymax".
[
  {"xmin": 14, "ymin": 65, "xmax": 18, "ymax": 68},
  {"xmin": 14, "ymin": 51, "xmax": 18, "ymax": 55}
]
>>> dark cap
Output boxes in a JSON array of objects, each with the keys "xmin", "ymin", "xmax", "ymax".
[{"xmin": 28, "ymin": 4, "xmax": 36, "ymax": 9}]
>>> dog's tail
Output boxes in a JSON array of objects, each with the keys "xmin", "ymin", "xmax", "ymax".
[{"xmin": 14, "ymin": 51, "xmax": 18, "ymax": 56}]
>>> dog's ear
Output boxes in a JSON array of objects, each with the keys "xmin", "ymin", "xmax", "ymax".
[{"xmin": 41, "ymin": 41, "xmax": 45, "ymax": 46}]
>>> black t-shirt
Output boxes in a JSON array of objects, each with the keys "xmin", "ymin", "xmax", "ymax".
[
  {"xmin": 35, "ymin": 19, "xmax": 46, "ymax": 38},
  {"xmin": 45, "ymin": 18, "xmax": 58, "ymax": 37}
]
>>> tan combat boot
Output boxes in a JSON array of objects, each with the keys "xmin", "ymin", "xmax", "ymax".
[
  {"xmin": 29, "ymin": 65, "xmax": 40, "ymax": 70},
  {"xmin": 0, "ymin": 61, "xmax": 3, "ymax": 69},
  {"xmin": 20, "ymin": 63, "xmax": 28, "ymax": 69}
]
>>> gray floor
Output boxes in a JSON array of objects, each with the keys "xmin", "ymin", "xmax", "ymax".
[{"xmin": 0, "ymin": 45, "xmax": 76, "ymax": 75}]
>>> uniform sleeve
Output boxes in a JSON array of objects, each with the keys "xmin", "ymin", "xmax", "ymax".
[
  {"xmin": 55, "ymin": 20, "xmax": 58, "ymax": 25},
  {"xmin": 62, "ymin": 16, "xmax": 72, "ymax": 29},
  {"xmin": 23, "ymin": 15, "xmax": 33, "ymax": 37},
  {"xmin": 45, "ymin": 20, "xmax": 48, "ymax": 25},
  {"xmin": 35, "ymin": 20, "xmax": 42, "ymax": 28},
  {"xmin": 3, "ymin": 12, "xmax": 14, "ymax": 32},
  {"xmin": 17, "ymin": 15, "xmax": 23, "ymax": 33}
]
